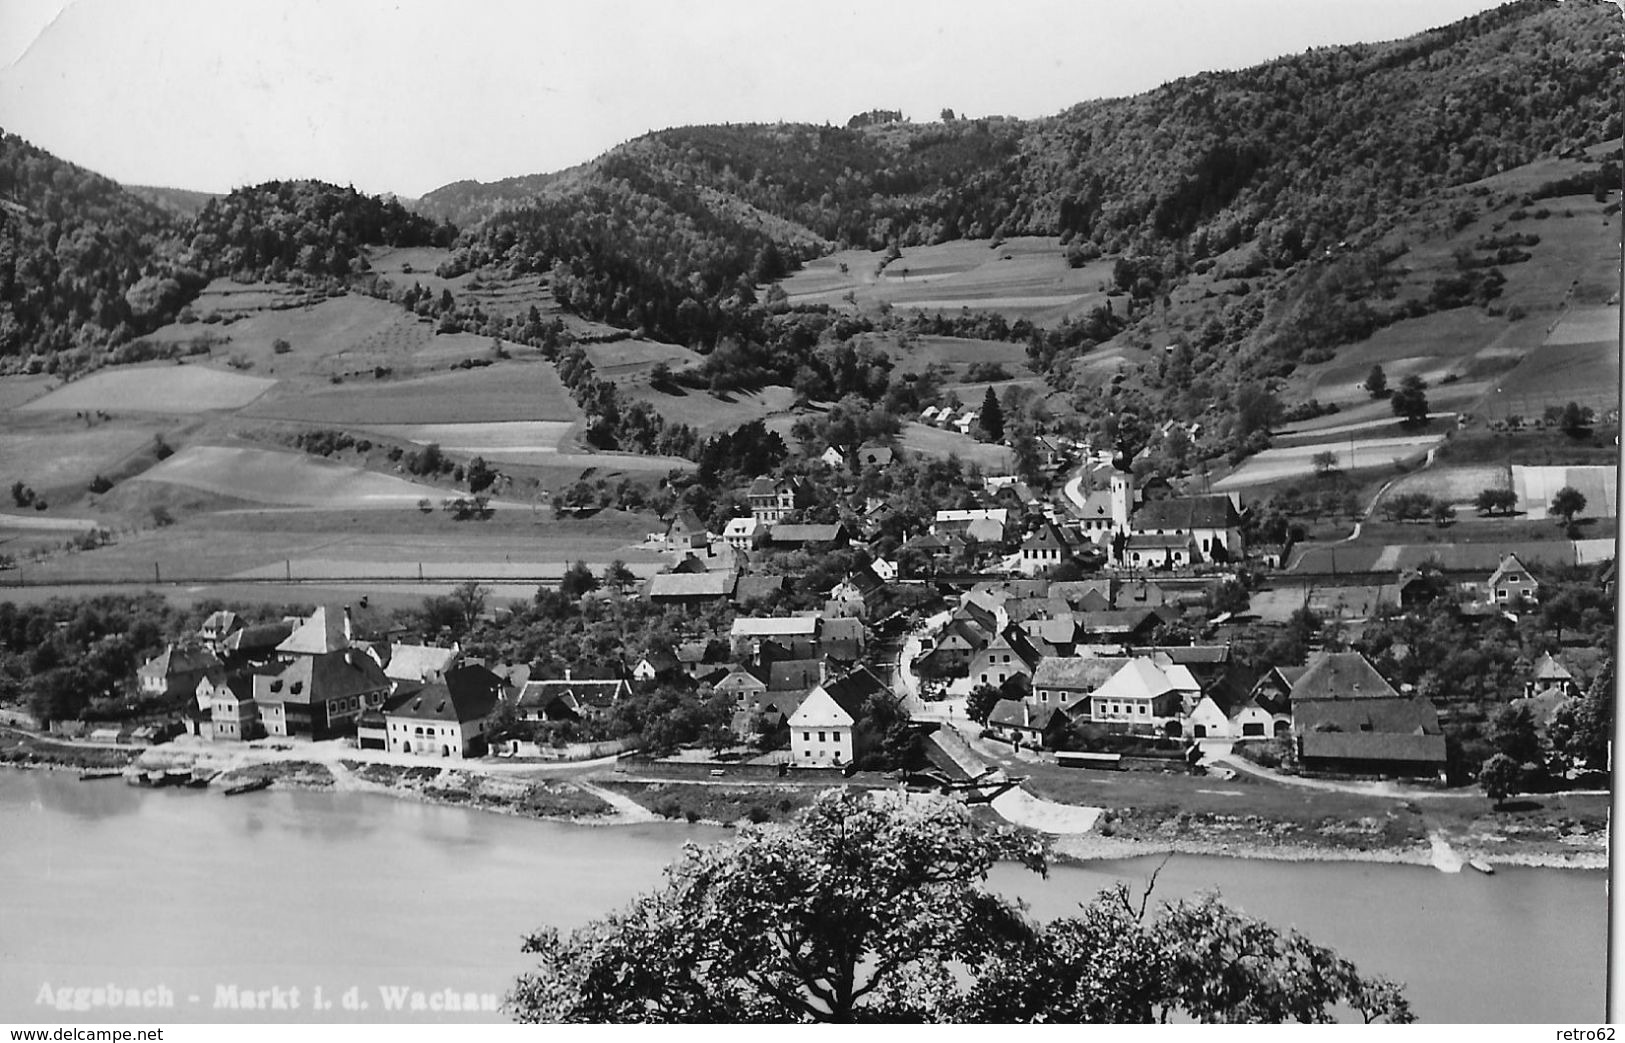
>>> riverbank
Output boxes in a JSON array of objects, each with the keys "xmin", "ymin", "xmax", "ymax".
[{"xmin": 1, "ymin": 729, "xmax": 1607, "ymax": 868}]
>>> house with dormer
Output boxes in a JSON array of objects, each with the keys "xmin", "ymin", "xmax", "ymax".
[
  {"xmin": 253, "ymin": 647, "xmax": 392, "ymax": 740},
  {"xmin": 1290, "ymin": 652, "xmax": 1446, "ymax": 779}
]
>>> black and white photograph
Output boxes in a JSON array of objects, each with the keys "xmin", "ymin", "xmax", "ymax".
[{"xmin": 0, "ymin": 0, "xmax": 1618, "ymax": 1031}]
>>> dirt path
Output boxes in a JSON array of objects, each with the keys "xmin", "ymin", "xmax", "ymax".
[{"xmin": 573, "ymin": 780, "xmax": 660, "ymax": 822}]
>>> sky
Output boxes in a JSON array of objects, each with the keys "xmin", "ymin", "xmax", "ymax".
[{"xmin": 0, "ymin": 0, "xmax": 1526, "ymax": 199}]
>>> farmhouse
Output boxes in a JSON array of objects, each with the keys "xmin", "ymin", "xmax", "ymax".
[
  {"xmin": 986, "ymin": 699, "xmax": 1072, "ymax": 749},
  {"xmin": 1031, "ymin": 656, "xmax": 1125, "ymax": 713},
  {"xmin": 968, "ymin": 625, "xmax": 1046, "ymax": 690},
  {"xmin": 515, "ymin": 673, "xmax": 631, "ymax": 721},
  {"xmin": 369, "ymin": 641, "xmax": 460, "ymax": 686},
  {"xmin": 765, "ymin": 522, "xmax": 850, "ymax": 550},
  {"xmin": 932, "ymin": 508, "xmax": 1009, "ymax": 543},
  {"xmin": 1086, "ymin": 658, "xmax": 1182, "ymax": 733},
  {"xmin": 645, "ymin": 570, "xmax": 737, "ymax": 604},
  {"xmin": 730, "ymin": 614, "xmax": 821, "ymax": 657},
  {"xmin": 137, "ymin": 645, "xmax": 221, "ymax": 701},
  {"xmin": 664, "ymin": 512, "xmax": 709, "ymax": 552},
  {"xmin": 1289, "ymin": 652, "xmax": 1446, "ymax": 779},
  {"xmin": 1524, "ymin": 651, "xmax": 1579, "ymax": 699},
  {"xmin": 1017, "ymin": 520, "xmax": 1074, "ymax": 576}
]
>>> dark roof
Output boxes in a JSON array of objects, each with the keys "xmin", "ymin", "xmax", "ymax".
[
  {"xmin": 262, "ymin": 649, "xmax": 390, "ymax": 705},
  {"xmin": 1299, "ymin": 731, "xmax": 1446, "ymax": 766},
  {"xmin": 223, "ymin": 621, "xmax": 295, "ymax": 656},
  {"xmin": 819, "ymin": 666, "xmax": 891, "ymax": 719},
  {"xmin": 1124, "ymin": 533, "xmax": 1197, "ymax": 550},
  {"xmin": 1022, "ymin": 521, "xmax": 1072, "ymax": 552},
  {"xmin": 1294, "ymin": 696, "xmax": 1440, "ymax": 736},
  {"xmin": 767, "ymin": 523, "xmax": 847, "ymax": 544},
  {"xmin": 675, "ymin": 640, "xmax": 710, "ymax": 664},
  {"xmin": 1143, "ymin": 645, "xmax": 1232, "ymax": 666},
  {"xmin": 516, "ymin": 676, "xmax": 628, "ymax": 712},
  {"xmin": 141, "ymin": 645, "xmax": 220, "ymax": 679},
  {"xmin": 747, "ymin": 476, "xmax": 778, "ymax": 497},
  {"xmin": 988, "ymin": 698, "xmax": 1065, "ymax": 732},
  {"xmin": 733, "ymin": 575, "xmax": 788, "ymax": 604},
  {"xmin": 767, "ymin": 658, "xmax": 824, "ymax": 692},
  {"xmin": 1076, "ymin": 609, "xmax": 1159, "ymax": 637},
  {"xmin": 1033, "ymin": 656, "xmax": 1126, "ymax": 690},
  {"xmin": 385, "ymin": 673, "xmax": 501, "ymax": 724},
  {"xmin": 1289, "ymin": 652, "xmax": 1399, "ymax": 702},
  {"xmin": 1133, "ymin": 494, "xmax": 1240, "ymax": 531}
]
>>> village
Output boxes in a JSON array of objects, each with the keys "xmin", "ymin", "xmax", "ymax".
[{"xmin": 49, "ymin": 422, "xmax": 1604, "ymax": 838}]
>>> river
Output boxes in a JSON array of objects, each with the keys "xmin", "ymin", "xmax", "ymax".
[{"xmin": 0, "ymin": 770, "xmax": 1605, "ymax": 1024}]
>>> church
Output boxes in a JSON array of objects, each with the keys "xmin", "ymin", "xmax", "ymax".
[{"xmin": 1078, "ymin": 470, "xmax": 1244, "ymax": 569}]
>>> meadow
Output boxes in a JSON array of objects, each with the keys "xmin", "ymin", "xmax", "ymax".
[
  {"xmin": 241, "ymin": 360, "xmax": 580, "ymax": 424},
  {"xmin": 1213, "ymin": 432, "xmax": 1444, "ymax": 492},
  {"xmin": 127, "ymin": 445, "xmax": 457, "ymax": 508},
  {"xmin": 19, "ymin": 364, "xmax": 276, "ymax": 414},
  {"xmin": 582, "ymin": 339, "xmax": 702, "ymax": 384},
  {"xmin": 896, "ymin": 422, "xmax": 1013, "ymax": 470},
  {"xmin": 622, "ymin": 383, "xmax": 798, "ymax": 437}
]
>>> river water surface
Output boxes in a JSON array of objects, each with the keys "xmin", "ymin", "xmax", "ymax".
[{"xmin": 0, "ymin": 771, "xmax": 1605, "ymax": 1024}]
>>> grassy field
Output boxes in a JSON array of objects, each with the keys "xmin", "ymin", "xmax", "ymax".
[
  {"xmin": 1384, "ymin": 464, "xmax": 1510, "ymax": 505},
  {"xmin": 622, "ymin": 384, "xmax": 798, "ymax": 437},
  {"xmin": 1511, "ymin": 464, "xmax": 1618, "ymax": 519},
  {"xmin": 242, "ymin": 360, "xmax": 580, "ymax": 424},
  {"xmin": 582, "ymin": 339, "xmax": 702, "ymax": 384},
  {"xmin": 1478, "ymin": 333, "xmax": 1620, "ymax": 420},
  {"xmin": 897, "ymin": 422, "xmax": 1013, "ymax": 470},
  {"xmin": 19, "ymin": 363, "xmax": 276, "ymax": 414},
  {"xmin": 1214, "ymin": 431, "xmax": 1444, "ymax": 491},
  {"xmin": 0, "ymin": 414, "xmax": 174, "ymax": 496},
  {"xmin": 780, "ymin": 237, "xmax": 1113, "ymax": 325},
  {"xmin": 359, "ymin": 420, "xmax": 577, "ymax": 460},
  {"xmin": 127, "ymin": 445, "xmax": 455, "ymax": 508}
]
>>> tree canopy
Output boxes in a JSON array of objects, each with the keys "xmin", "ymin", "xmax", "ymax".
[{"xmin": 509, "ymin": 790, "xmax": 1413, "ymax": 1024}]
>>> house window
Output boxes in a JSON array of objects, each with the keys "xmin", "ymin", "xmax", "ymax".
[
  {"xmin": 818, "ymin": 731, "xmax": 826, "ymax": 743},
  {"xmin": 1060, "ymin": 692, "xmax": 1068, "ymax": 703},
  {"xmin": 804, "ymin": 732, "xmax": 811, "ymax": 742}
]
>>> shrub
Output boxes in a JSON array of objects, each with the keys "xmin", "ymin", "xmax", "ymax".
[
  {"xmin": 272, "ymin": 338, "xmax": 292, "ymax": 354},
  {"xmin": 747, "ymin": 805, "xmax": 772, "ymax": 824}
]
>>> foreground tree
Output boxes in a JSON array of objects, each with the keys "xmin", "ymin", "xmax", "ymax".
[{"xmin": 510, "ymin": 791, "xmax": 1413, "ymax": 1024}]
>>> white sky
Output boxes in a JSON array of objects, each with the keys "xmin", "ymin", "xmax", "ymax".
[{"xmin": 0, "ymin": 0, "xmax": 1523, "ymax": 198}]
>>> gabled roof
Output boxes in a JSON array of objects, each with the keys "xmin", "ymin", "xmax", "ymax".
[
  {"xmin": 731, "ymin": 615, "xmax": 820, "ymax": 639},
  {"xmin": 1289, "ymin": 652, "xmax": 1399, "ymax": 702},
  {"xmin": 222, "ymin": 621, "xmax": 295, "ymax": 656},
  {"xmin": 1294, "ymin": 696, "xmax": 1440, "ymax": 736},
  {"xmin": 791, "ymin": 666, "xmax": 891, "ymax": 725},
  {"xmin": 988, "ymin": 698, "xmax": 1066, "ymax": 732},
  {"xmin": 376, "ymin": 642, "xmax": 460, "ymax": 683},
  {"xmin": 1299, "ymin": 730, "xmax": 1446, "ymax": 766},
  {"xmin": 1022, "ymin": 520, "xmax": 1072, "ymax": 552},
  {"xmin": 1531, "ymin": 651, "xmax": 1574, "ymax": 682},
  {"xmin": 1133, "ymin": 494, "xmax": 1240, "ymax": 531},
  {"xmin": 647, "ymin": 571, "xmax": 737, "ymax": 599},
  {"xmin": 747, "ymin": 476, "xmax": 779, "ymax": 497},
  {"xmin": 1488, "ymin": 552, "xmax": 1537, "ymax": 584},
  {"xmin": 1021, "ymin": 616, "xmax": 1077, "ymax": 649},
  {"xmin": 767, "ymin": 658, "xmax": 824, "ymax": 693},
  {"xmin": 1094, "ymin": 659, "xmax": 1178, "ymax": 702},
  {"xmin": 669, "ymin": 509, "xmax": 706, "ymax": 534},
  {"xmin": 675, "ymin": 640, "xmax": 710, "ymax": 664},
  {"xmin": 1124, "ymin": 532, "xmax": 1197, "ymax": 550},
  {"xmin": 276, "ymin": 606, "xmax": 351, "ymax": 656},
  {"xmin": 723, "ymin": 517, "xmax": 761, "ymax": 537},
  {"xmin": 140, "ymin": 645, "xmax": 221, "ymax": 679},
  {"xmin": 1032, "ymin": 656, "xmax": 1126, "ymax": 690},
  {"xmin": 734, "ymin": 575, "xmax": 789, "ymax": 604},
  {"xmin": 977, "ymin": 624, "xmax": 1046, "ymax": 671},
  {"xmin": 767, "ymin": 523, "xmax": 848, "ymax": 544},
  {"xmin": 820, "ymin": 616, "xmax": 866, "ymax": 653},
  {"xmin": 200, "ymin": 610, "xmax": 241, "ymax": 635},
  {"xmin": 516, "ymin": 676, "xmax": 629, "ymax": 712}
]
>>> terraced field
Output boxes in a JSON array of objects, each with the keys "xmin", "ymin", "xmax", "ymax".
[{"xmin": 241, "ymin": 361, "xmax": 579, "ymax": 424}]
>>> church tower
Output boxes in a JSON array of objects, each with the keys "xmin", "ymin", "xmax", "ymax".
[{"xmin": 1109, "ymin": 470, "xmax": 1134, "ymax": 532}]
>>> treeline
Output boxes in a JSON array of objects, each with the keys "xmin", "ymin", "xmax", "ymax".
[{"xmin": 188, "ymin": 180, "xmax": 454, "ymax": 282}]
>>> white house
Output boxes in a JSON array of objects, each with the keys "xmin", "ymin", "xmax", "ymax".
[
  {"xmin": 723, "ymin": 517, "xmax": 765, "ymax": 550},
  {"xmin": 1087, "ymin": 658, "xmax": 1182, "ymax": 731},
  {"xmin": 788, "ymin": 667, "xmax": 889, "ymax": 768},
  {"xmin": 382, "ymin": 668, "xmax": 504, "ymax": 758}
]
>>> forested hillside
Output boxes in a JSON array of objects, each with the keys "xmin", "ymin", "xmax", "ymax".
[
  {"xmin": 0, "ymin": 155, "xmax": 459, "ymax": 374},
  {"xmin": 0, "ymin": 130, "xmax": 200, "ymax": 363},
  {"xmin": 426, "ymin": 0, "xmax": 1620, "ymax": 434}
]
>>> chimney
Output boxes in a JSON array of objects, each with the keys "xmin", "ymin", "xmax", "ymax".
[
  {"xmin": 343, "ymin": 605, "xmax": 353, "ymax": 642},
  {"xmin": 752, "ymin": 640, "xmax": 762, "ymax": 667},
  {"xmin": 818, "ymin": 657, "xmax": 829, "ymax": 685},
  {"xmin": 564, "ymin": 666, "xmax": 572, "ymax": 682}
]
